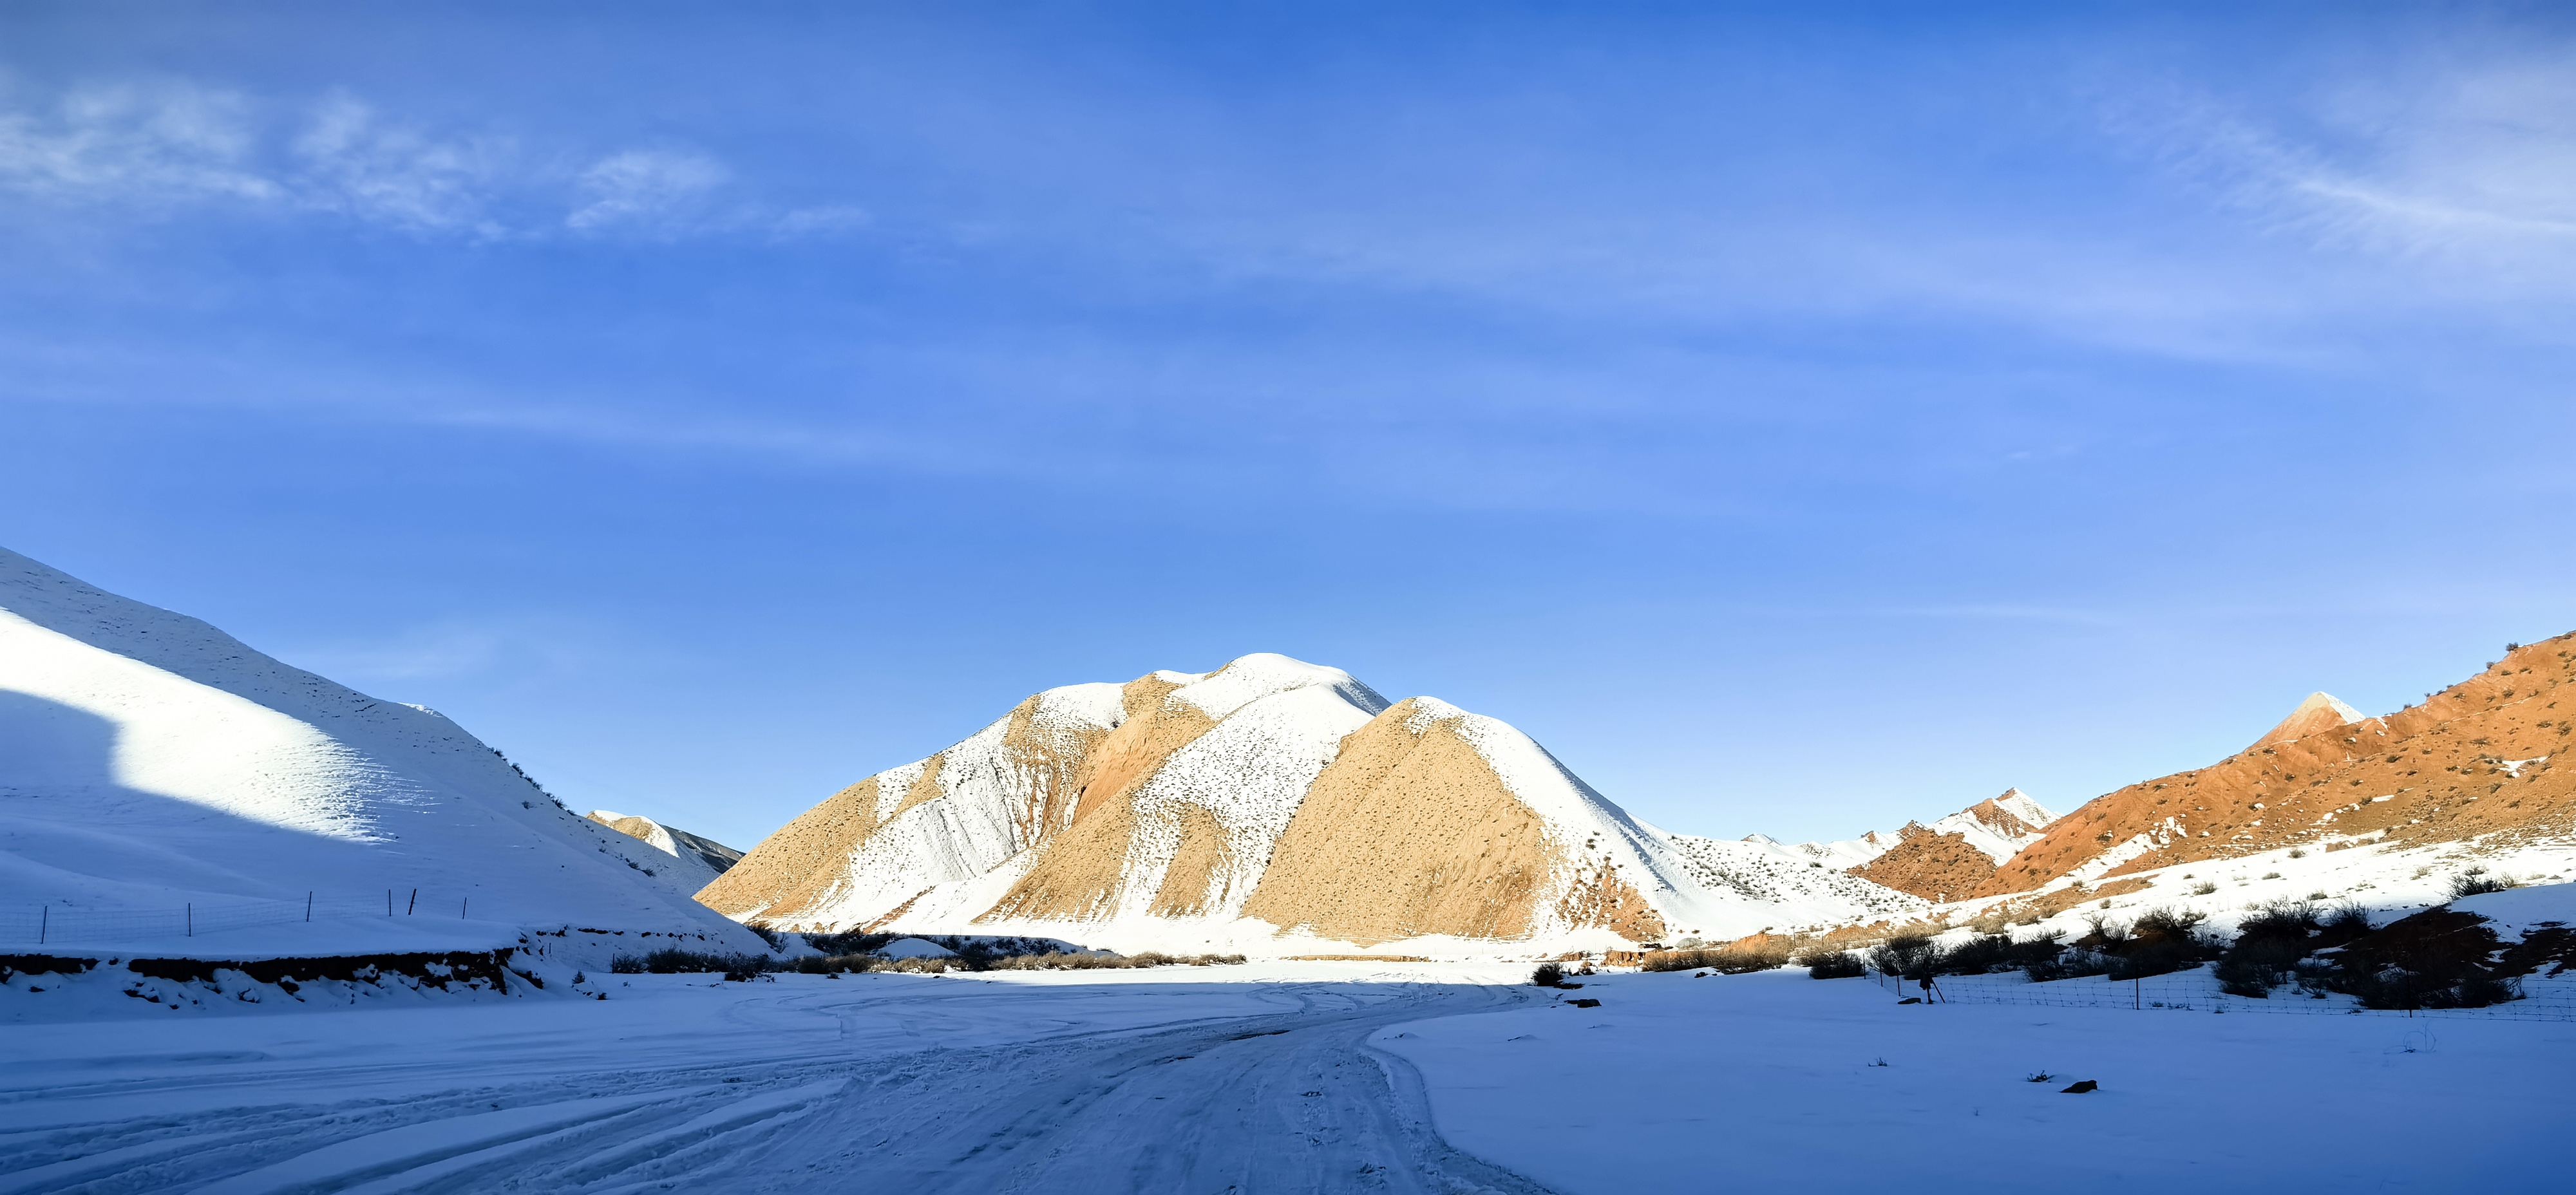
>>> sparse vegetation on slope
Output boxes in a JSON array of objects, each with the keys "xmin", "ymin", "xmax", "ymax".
[{"xmin": 610, "ymin": 948, "xmax": 1245, "ymax": 976}]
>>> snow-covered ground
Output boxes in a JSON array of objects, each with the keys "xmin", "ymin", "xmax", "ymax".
[
  {"xmin": 6, "ymin": 957, "xmax": 2567, "ymax": 1192},
  {"xmin": 0, "ymin": 961, "xmax": 1546, "ymax": 1193},
  {"xmin": 1380, "ymin": 967, "xmax": 2573, "ymax": 1192}
]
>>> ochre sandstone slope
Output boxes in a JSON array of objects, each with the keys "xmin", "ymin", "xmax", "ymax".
[
  {"xmin": 1846, "ymin": 791, "xmax": 2058, "ymax": 901},
  {"xmin": 1848, "ymin": 823, "xmax": 2009, "ymax": 903},
  {"xmin": 1240, "ymin": 698, "xmax": 1650, "ymax": 945},
  {"xmin": 978, "ymin": 664, "xmax": 1383, "ymax": 925},
  {"xmin": 699, "ymin": 684, "xmax": 1124, "ymax": 924},
  {"xmin": 1976, "ymin": 633, "xmax": 2576, "ymax": 898}
]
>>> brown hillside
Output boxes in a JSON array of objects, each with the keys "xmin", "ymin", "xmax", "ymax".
[
  {"xmin": 1848, "ymin": 822, "xmax": 2002, "ymax": 903},
  {"xmin": 1977, "ymin": 633, "xmax": 2576, "ymax": 898},
  {"xmin": 1845, "ymin": 793, "xmax": 2050, "ymax": 901}
]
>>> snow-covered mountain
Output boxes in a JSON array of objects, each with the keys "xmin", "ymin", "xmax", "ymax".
[
  {"xmin": 703, "ymin": 654, "xmax": 1918, "ymax": 952},
  {"xmin": 1841, "ymin": 787, "xmax": 2063, "ymax": 901},
  {"xmin": 587, "ymin": 809, "xmax": 744, "ymax": 894},
  {"xmin": 0, "ymin": 547, "xmax": 764, "ymax": 957}
]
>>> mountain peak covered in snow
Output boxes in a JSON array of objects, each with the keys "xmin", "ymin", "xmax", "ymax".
[
  {"xmin": 703, "ymin": 654, "xmax": 1917, "ymax": 952},
  {"xmin": 2248, "ymin": 690, "xmax": 2370, "ymax": 750}
]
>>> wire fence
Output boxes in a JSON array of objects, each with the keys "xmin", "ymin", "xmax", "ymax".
[
  {"xmin": 3, "ymin": 889, "xmax": 490, "ymax": 948},
  {"xmin": 1865, "ymin": 966, "xmax": 2576, "ymax": 1022}
]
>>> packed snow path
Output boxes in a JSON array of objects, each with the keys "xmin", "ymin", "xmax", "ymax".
[{"xmin": 0, "ymin": 968, "xmax": 1558, "ymax": 1194}]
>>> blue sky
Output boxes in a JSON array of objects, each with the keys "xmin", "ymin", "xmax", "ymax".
[{"xmin": 5, "ymin": 3, "xmax": 2574, "ymax": 849}]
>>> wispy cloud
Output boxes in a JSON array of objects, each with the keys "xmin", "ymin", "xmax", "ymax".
[
  {"xmin": 2120, "ymin": 52, "xmax": 2576, "ymax": 276},
  {"xmin": 292, "ymin": 91, "xmax": 506, "ymax": 234},
  {"xmin": 566, "ymin": 149, "xmax": 728, "ymax": 233},
  {"xmin": 0, "ymin": 77, "xmax": 862, "ymax": 242},
  {"xmin": 0, "ymin": 80, "xmax": 279, "ymax": 206}
]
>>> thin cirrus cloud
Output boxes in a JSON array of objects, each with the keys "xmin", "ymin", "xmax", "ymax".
[
  {"xmin": 2112, "ymin": 53, "xmax": 2576, "ymax": 284},
  {"xmin": 0, "ymin": 78, "xmax": 862, "ymax": 241}
]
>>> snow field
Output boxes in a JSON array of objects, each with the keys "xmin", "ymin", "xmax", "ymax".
[
  {"xmin": 1924, "ymin": 839, "xmax": 2576, "ymax": 952},
  {"xmin": 1377, "ymin": 966, "xmax": 2576, "ymax": 1192},
  {"xmin": 0, "ymin": 962, "xmax": 1543, "ymax": 1193}
]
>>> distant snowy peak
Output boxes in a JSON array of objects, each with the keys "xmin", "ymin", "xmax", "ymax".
[
  {"xmin": 586, "ymin": 809, "xmax": 744, "ymax": 893},
  {"xmin": 1833, "ymin": 789, "xmax": 2062, "ymax": 903},
  {"xmin": 708, "ymin": 655, "xmax": 1857, "ymax": 950},
  {"xmin": 1750, "ymin": 829, "xmax": 1903, "ymax": 869},
  {"xmin": 1926, "ymin": 788, "xmax": 2061, "ymax": 862},
  {"xmin": 2246, "ymin": 691, "xmax": 2370, "ymax": 751}
]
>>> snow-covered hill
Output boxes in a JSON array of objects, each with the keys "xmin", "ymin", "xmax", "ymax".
[
  {"xmin": 705, "ymin": 654, "xmax": 1922, "ymax": 952},
  {"xmin": 1978, "ymin": 639, "xmax": 2575, "ymax": 904},
  {"xmin": 587, "ymin": 810, "xmax": 744, "ymax": 895},
  {"xmin": 0, "ymin": 547, "xmax": 764, "ymax": 959}
]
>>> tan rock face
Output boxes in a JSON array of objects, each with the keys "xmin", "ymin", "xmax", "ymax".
[
  {"xmin": 978, "ymin": 673, "xmax": 1229, "ymax": 923},
  {"xmin": 1071, "ymin": 675, "xmax": 1218, "ymax": 827},
  {"xmin": 695, "ymin": 776, "xmax": 887, "ymax": 917},
  {"xmin": 983, "ymin": 794, "xmax": 1141, "ymax": 922},
  {"xmin": 1241, "ymin": 699, "xmax": 1560, "ymax": 945},
  {"xmin": 702, "ymin": 684, "xmax": 1124, "ymax": 925},
  {"xmin": 1977, "ymin": 633, "xmax": 2576, "ymax": 897}
]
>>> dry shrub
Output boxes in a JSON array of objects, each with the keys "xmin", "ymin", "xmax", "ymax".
[
  {"xmin": 1284, "ymin": 954, "xmax": 1432, "ymax": 962},
  {"xmin": 1642, "ymin": 940, "xmax": 1792, "ymax": 974},
  {"xmin": 800, "ymin": 931, "xmax": 898, "ymax": 956},
  {"xmin": 1804, "ymin": 948, "xmax": 1866, "ymax": 979},
  {"xmin": 1938, "ymin": 930, "xmax": 2067, "ymax": 976},
  {"xmin": 624, "ymin": 948, "xmax": 1245, "ymax": 977},
  {"xmin": 611, "ymin": 948, "xmax": 772, "ymax": 975},
  {"xmin": 1868, "ymin": 935, "xmax": 1942, "ymax": 980},
  {"xmin": 2320, "ymin": 907, "xmax": 2521, "ymax": 1009},
  {"xmin": 985, "ymin": 951, "xmax": 1246, "ymax": 970},
  {"xmin": 2103, "ymin": 907, "xmax": 2224, "ymax": 979},
  {"xmin": 2448, "ymin": 867, "xmax": 2517, "ymax": 900}
]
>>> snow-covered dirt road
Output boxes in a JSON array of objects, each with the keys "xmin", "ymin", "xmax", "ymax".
[{"xmin": 1, "ymin": 964, "xmax": 1558, "ymax": 1194}]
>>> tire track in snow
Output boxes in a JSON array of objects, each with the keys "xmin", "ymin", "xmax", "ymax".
[{"xmin": 2, "ymin": 980, "xmax": 1555, "ymax": 1194}]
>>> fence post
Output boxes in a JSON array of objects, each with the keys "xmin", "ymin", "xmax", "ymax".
[
  {"xmin": 187, "ymin": 902, "xmax": 193, "ymax": 937},
  {"xmin": 461, "ymin": 897, "xmax": 469, "ymax": 919},
  {"xmin": 38, "ymin": 905, "xmax": 44, "ymax": 945},
  {"xmin": 407, "ymin": 889, "xmax": 417, "ymax": 915},
  {"xmin": 307, "ymin": 892, "xmax": 313, "ymax": 922},
  {"xmin": 387, "ymin": 889, "xmax": 393, "ymax": 916}
]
